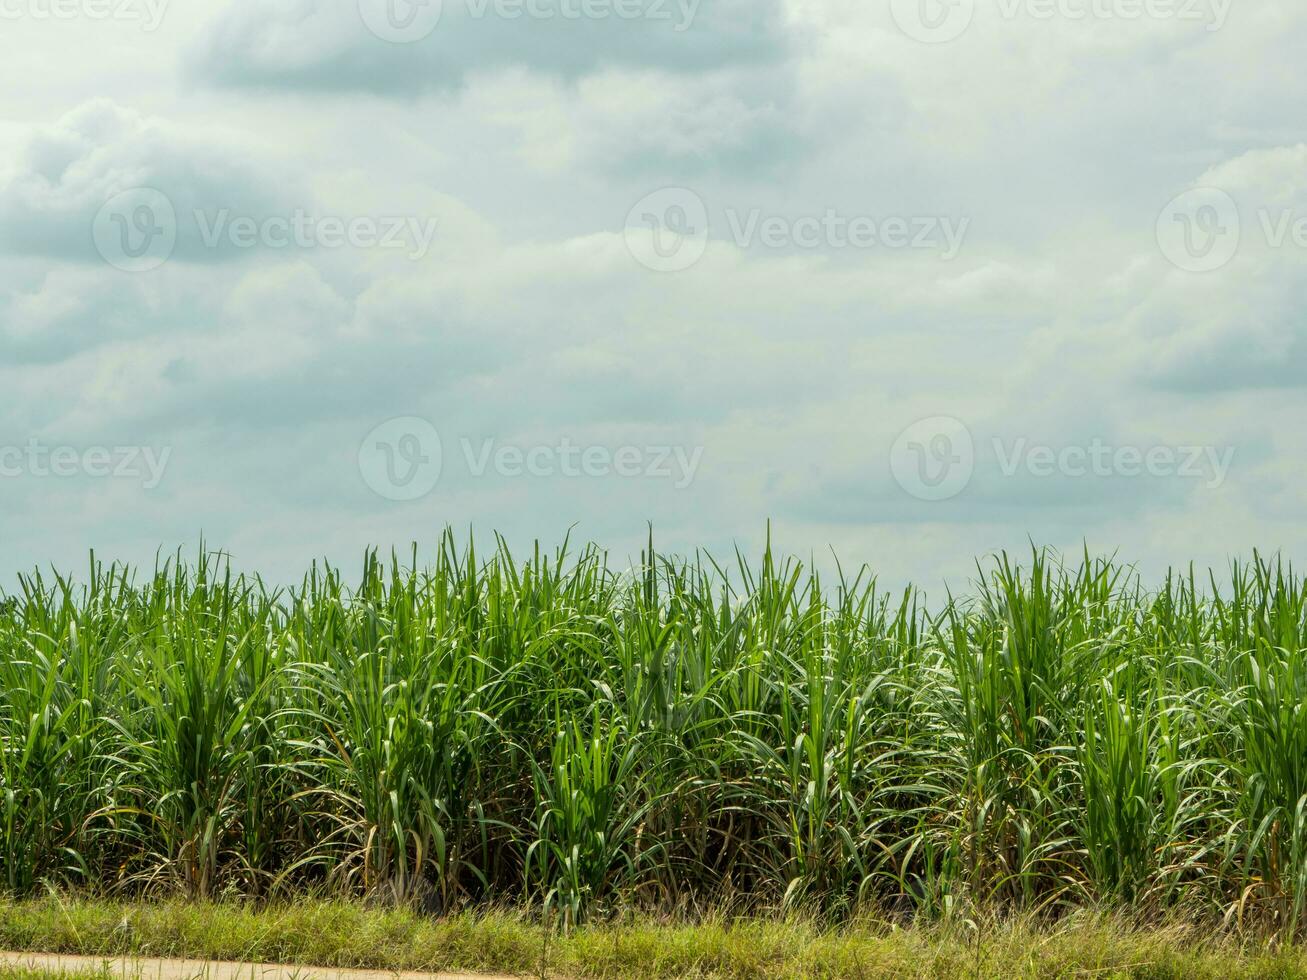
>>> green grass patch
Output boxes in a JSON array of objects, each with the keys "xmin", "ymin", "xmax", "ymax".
[{"xmin": 3, "ymin": 897, "xmax": 1307, "ymax": 979}]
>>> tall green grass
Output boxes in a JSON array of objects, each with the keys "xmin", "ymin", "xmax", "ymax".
[{"xmin": 2, "ymin": 533, "xmax": 1307, "ymax": 935}]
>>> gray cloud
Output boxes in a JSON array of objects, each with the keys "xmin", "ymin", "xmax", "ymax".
[
  {"xmin": 0, "ymin": 100, "xmax": 295, "ymax": 266},
  {"xmin": 191, "ymin": 0, "xmax": 791, "ymax": 94}
]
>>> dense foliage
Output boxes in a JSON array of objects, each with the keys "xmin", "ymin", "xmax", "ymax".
[{"xmin": 2, "ymin": 534, "xmax": 1306, "ymax": 934}]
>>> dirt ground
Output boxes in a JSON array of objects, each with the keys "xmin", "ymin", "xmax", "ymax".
[{"xmin": 0, "ymin": 951, "xmax": 525, "ymax": 980}]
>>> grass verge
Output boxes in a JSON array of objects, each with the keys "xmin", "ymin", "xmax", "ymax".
[{"xmin": 2, "ymin": 898, "xmax": 1307, "ymax": 979}]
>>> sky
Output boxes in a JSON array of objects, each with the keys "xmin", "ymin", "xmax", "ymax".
[{"xmin": 0, "ymin": 0, "xmax": 1304, "ymax": 593}]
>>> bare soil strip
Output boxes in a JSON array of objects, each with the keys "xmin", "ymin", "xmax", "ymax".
[{"xmin": 0, "ymin": 952, "xmax": 523, "ymax": 980}]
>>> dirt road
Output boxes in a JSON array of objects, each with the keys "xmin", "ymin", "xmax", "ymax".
[{"xmin": 0, "ymin": 951, "xmax": 526, "ymax": 980}]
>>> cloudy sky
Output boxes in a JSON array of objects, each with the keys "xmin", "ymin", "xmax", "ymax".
[{"xmin": 0, "ymin": 0, "xmax": 1303, "ymax": 591}]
